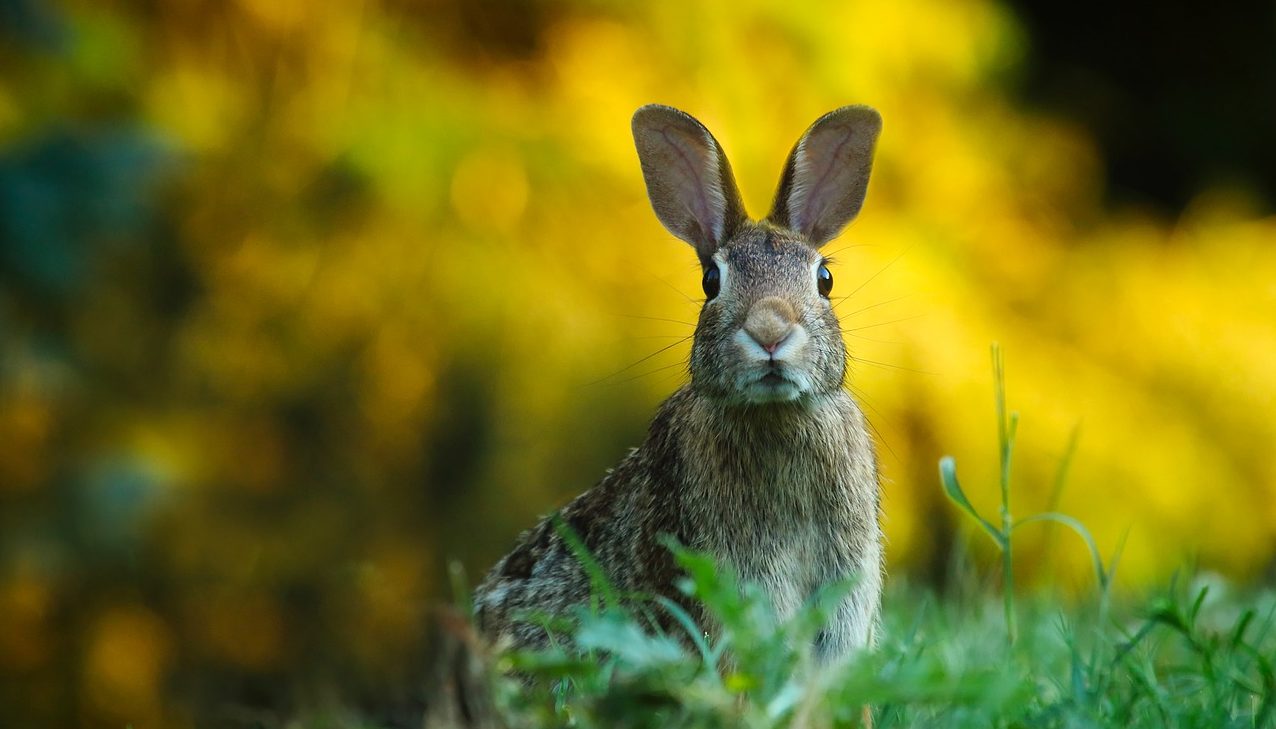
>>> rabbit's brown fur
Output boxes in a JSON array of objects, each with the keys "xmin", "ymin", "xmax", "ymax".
[{"xmin": 474, "ymin": 105, "xmax": 884, "ymax": 662}]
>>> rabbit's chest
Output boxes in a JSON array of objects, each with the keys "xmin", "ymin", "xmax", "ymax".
[
  {"xmin": 675, "ymin": 393, "xmax": 880, "ymax": 620},
  {"xmin": 692, "ymin": 457, "xmax": 872, "ymax": 619},
  {"xmin": 730, "ymin": 511, "xmax": 841, "ymax": 619}
]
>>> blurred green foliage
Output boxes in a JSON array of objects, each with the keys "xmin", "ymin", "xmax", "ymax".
[
  {"xmin": 0, "ymin": 0, "xmax": 1274, "ymax": 726},
  {"xmin": 487, "ymin": 548, "xmax": 1276, "ymax": 729}
]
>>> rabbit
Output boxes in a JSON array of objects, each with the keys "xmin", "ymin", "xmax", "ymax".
[{"xmin": 473, "ymin": 104, "xmax": 884, "ymax": 664}]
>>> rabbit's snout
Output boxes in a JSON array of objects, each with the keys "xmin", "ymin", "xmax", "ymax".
[
  {"xmin": 732, "ymin": 294, "xmax": 815, "ymax": 402},
  {"xmin": 742, "ymin": 296, "xmax": 799, "ymax": 357}
]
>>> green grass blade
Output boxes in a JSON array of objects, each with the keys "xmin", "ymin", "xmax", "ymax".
[
  {"xmin": 652, "ymin": 595, "xmax": 717, "ymax": 674},
  {"xmin": 1013, "ymin": 512, "xmax": 1108, "ymax": 589},
  {"xmin": 1047, "ymin": 424, "xmax": 1082, "ymax": 514},
  {"xmin": 553, "ymin": 516, "xmax": 621, "ymax": 607},
  {"xmin": 939, "ymin": 456, "xmax": 1006, "ymax": 550}
]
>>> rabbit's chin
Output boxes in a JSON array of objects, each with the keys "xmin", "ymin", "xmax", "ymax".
[{"xmin": 736, "ymin": 368, "xmax": 810, "ymax": 404}]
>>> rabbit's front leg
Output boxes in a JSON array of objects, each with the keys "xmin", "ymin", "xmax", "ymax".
[{"xmin": 813, "ymin": 555, "xmax": 882, "ymax": 663}]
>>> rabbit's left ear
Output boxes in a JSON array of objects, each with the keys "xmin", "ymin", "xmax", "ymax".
[{"xmin": 767, "ymin": 106, "xmax": 882, "ymax": 247}]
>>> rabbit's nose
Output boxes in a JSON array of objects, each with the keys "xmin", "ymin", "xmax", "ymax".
[{"xmin": 744, "ymin": 296, "xmax": 797, "ymax": 354}]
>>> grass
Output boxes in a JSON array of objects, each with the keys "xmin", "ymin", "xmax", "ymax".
[{"xmin": 418, "ymin": 345, "xmax": 1276, "ymax": 729}]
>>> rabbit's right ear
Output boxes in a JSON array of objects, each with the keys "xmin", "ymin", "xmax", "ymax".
[{"xmin": 632, "ymin": 105, "xmax": 748, "ymax": 259}]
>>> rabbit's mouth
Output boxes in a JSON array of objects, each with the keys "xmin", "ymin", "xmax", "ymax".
[
  {"xmin": 759, "ymin": 371, "xmax": 788, "ymax": 386},
  {"xmin": 739, "ymin": 367, "xmax": 804, "ymax": 403}
]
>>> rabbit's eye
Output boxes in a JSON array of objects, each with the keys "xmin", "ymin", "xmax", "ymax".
[
  {"xmin": 702, "ymin": 265, "xmax": 721, "ymax": 300},
  {"xmin": 817, "ymin": 264, "xmax": 833, "ymax": 298}
]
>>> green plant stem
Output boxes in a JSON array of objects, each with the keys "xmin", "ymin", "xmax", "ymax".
[{"xmin": 993, "ymin": 343, "xmax": 1018, "ymax": 645}]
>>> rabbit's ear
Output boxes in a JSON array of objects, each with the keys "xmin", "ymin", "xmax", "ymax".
[
  {"xmin": 767, "ymin": 106, "xmax": 881, "ymax": 247},
  {"xmin": 632, "ymin": 105, "xmax": 748, "ymax": 258}
]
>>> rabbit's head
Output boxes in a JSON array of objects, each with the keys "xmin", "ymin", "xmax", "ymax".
[{"xmin": 632, "ymin": 105, "xmax": 882, "ymax": 405}]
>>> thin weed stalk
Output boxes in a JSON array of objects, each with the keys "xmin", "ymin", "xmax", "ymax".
[
  {"xmin": 940, "ymin": 343, "xmax": 1116, "ymax": 646},
  {"xmin": 993, "ymin": 344, "xmax": 1019, "ymax": 644}
]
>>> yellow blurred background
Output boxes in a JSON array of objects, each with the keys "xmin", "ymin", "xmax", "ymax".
[{"xmin": 1, "ymin": 0, "xmax": 1274, "ymax": 726}]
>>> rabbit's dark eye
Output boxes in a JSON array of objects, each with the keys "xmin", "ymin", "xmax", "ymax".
[
  {"xmin": 817, "ymin": 263, "xmax": 833, "ymax": 298},
  {"xmin": 702, "ymin": 265, "xmax": 721, "ymax": 300}
]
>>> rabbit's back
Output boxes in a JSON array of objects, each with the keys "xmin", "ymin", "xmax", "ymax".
[{"xmin": 473, "ymin": 402, "xmax": 693, "ymax": 648}]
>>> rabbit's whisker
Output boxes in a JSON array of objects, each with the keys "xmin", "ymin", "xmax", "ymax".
[
  {"xmin": 842, "ymin": 379, "xmax": 899, "ymax": 463},
  {"xmin": 628, "ymin": 334, "xmax": 698, "ymax": 341},
  {"xmin": 652, "ymin": 272, "xmax": 700, "ymax": 305},
  {"xmin": 844, "ymin": 315, "xmax": 922, "ymax": 332},
  {"xmin": 847, "ymin": 332, "xmax": 902, "ymax": 345},
  {"xmin": 849, "ymin": 356, "xmax": 934, "ymax": 376},
  {"xmin": 620, "ymin": 314, "xmax": 697, "ymax": 328},
  {"xmin": 836, "ymin": 294, "xmax": 910, "ymax": 316},
  {"xmin": 821, "ymin": 243, "xmax": 871, "ymax": 259},
  {"xmin": 610, "ymin": 359, "xmax": 690, "ymax": 386},
  {"xmin": 588, "ymin": 335, "xmax": 694, "ymax": 386},
  {"xmin": 833, "ymin": 248, "xmax": 910, "ymax": 309}
]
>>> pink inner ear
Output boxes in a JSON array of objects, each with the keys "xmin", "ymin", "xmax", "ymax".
[
  {"xmin": 791, "ymin": 123, "xmax": 858, "ymax": 236},
  {"xmin": 654, "ymin": 125, "xmax": 726, "ymax": 243}
]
